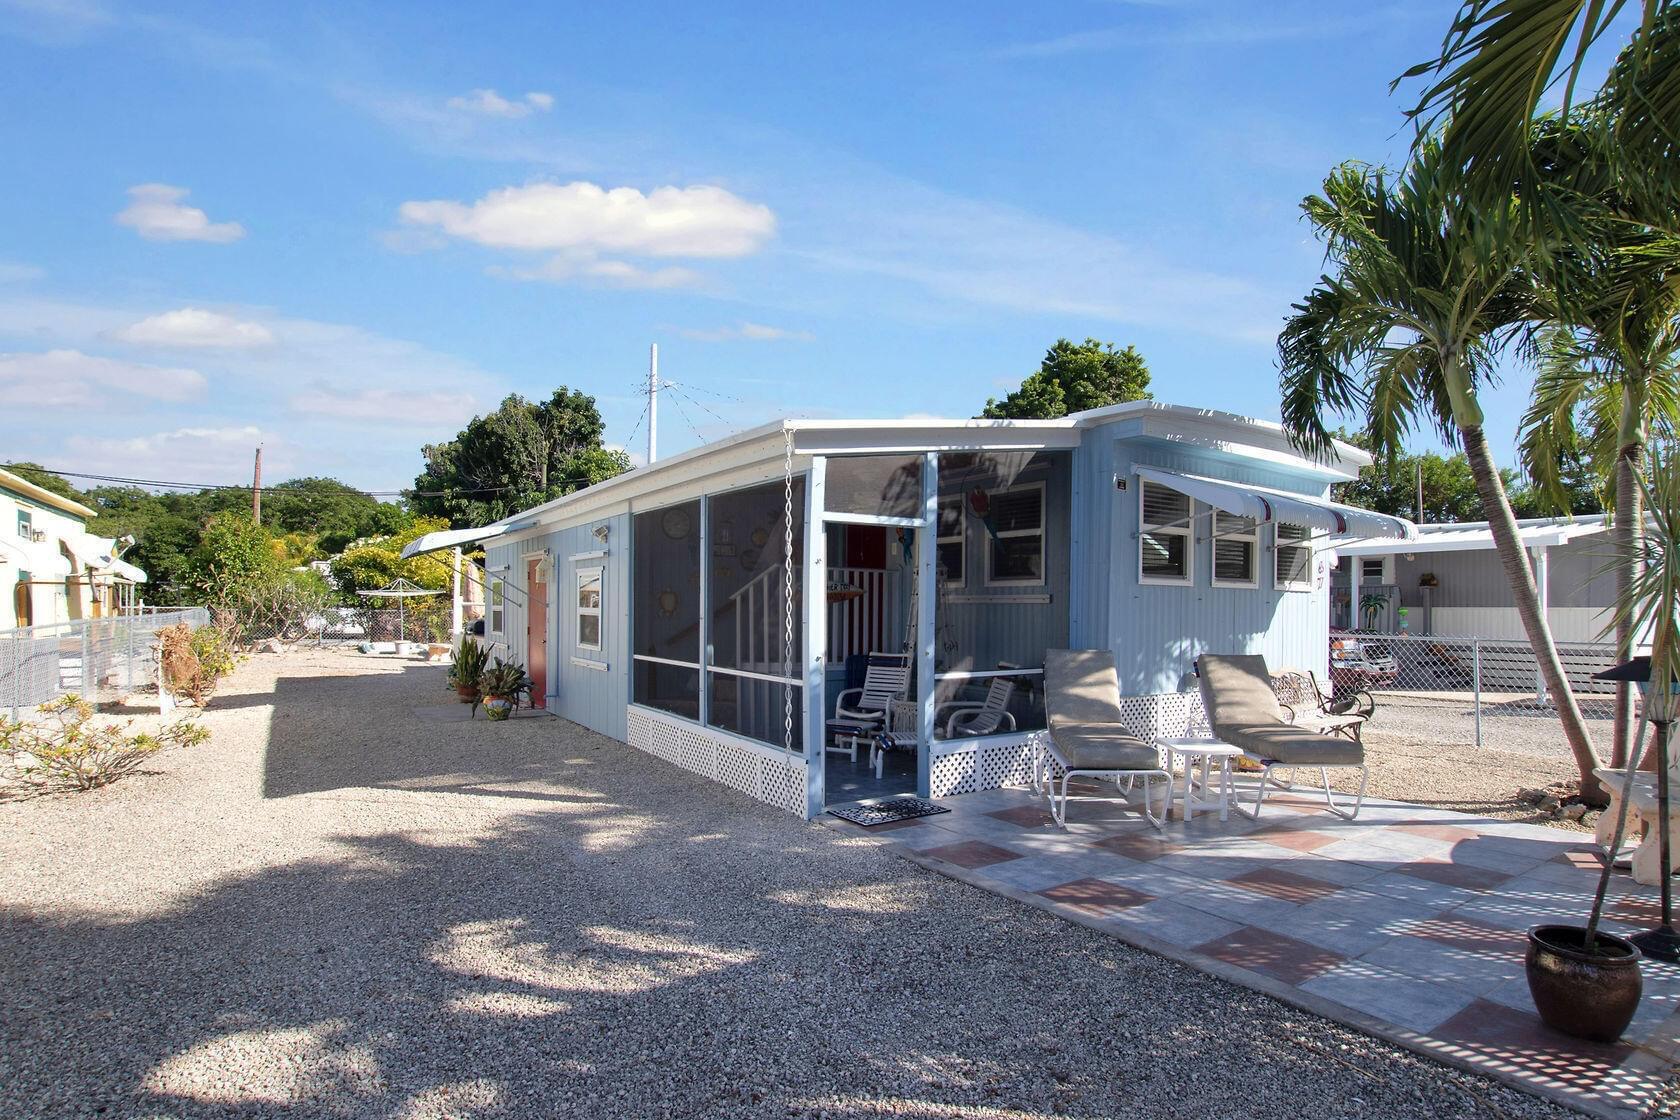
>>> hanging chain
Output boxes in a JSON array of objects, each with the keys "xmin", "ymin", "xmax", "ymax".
[{"xmin": 782, "ymin": 426, "xmax": 796, "ymax": 754}]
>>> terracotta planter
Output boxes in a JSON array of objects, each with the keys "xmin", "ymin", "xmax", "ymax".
[
  {"xmin": 1526, "ymin": 925, "xmax": 1642, "ymax": 1043},
  {"xmin": 455, "ymin": 685, "xmax": 479, "ymax": 705}
]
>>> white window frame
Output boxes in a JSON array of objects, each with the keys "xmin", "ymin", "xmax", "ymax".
[
  {"xmin": 1138, "ymin": 480, "xmax": 1193, "ymax": 586},
  {"xmin": 487, "ymin": 572, "xmax": 506, "ymax": 637},
  {"xmin": 576, "ymin": 565, "xmax": 604, "ymax": 652},
  {"xmin": 16, "ymin": 508, "xmax": 30, "ymax": 540},
  {"xmin": 1274, "ymin": 523, "xmax": 1314, "ymax": 592},
  {"xmin": 1360, "ymin": 557, "xmax": 1391, "ymax": 586},
  {"xmin": 1210, "ymin": 512, "xmax": 1259, "ymax": 588},
  {"xmin": 937, "ymin": 494, "xmax": 965, "ymax": 586},
  {"xmin": 983, "ymin": 482, "xmax": 1046, "ymax": 588}
]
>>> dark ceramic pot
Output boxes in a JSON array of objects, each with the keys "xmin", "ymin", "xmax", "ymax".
[{"xmin": 1526, "ymin": 924, "xmax": 1642, "ymax": 1043}]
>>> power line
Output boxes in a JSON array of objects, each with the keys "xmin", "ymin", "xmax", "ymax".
[
  {"xmin": 663, "ymin": 388, "xmax": 708, "ymax": 443},
  {"xmin": 666, "ymin": 384, "xmax": 736, "ymax": 434},
  {"xmin": 0, "ymin": 462, "xmax": 606, "ymax": 501}
]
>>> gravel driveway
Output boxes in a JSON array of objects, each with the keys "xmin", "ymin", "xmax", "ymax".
[{"xmin": 0, "ymin": 650, "xmax": 1639, "ymax": 1119}]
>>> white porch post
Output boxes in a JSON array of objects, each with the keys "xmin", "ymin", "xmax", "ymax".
[
  {"xmin": 916, "ymin": 452, "xmax": 938, "ymax": 799},
  {"xmin": 802, "ymin": 456, "xmax": 827, "ymax": 818},
  {"xmin": 698, "ymin": 495, "xmax": 710, "ymax": 728},
  {"xmin": 1532, "ymin": 544, "xmax": 1550, "ymax": 702},
  {"xmin": 450, "ymin": 546, "xmax": 463, "ymax": 641}
]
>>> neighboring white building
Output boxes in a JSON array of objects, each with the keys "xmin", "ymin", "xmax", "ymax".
[
  {"xmin": 0, "ymin": 467, "xmax": 145, "ymax": 629},
  {"xmin": 1332, "ymin": 514, "xmax": 1617, "ymax": 642}
]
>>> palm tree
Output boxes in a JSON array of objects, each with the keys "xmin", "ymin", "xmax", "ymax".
[
  {"xmin": 1520, "ymin": 282, "xmax": 1680, "ymax": 766},
  {"xmin": 1279, "ymin": 140, "xmax": 1609, "ymax": 802},
  {"xmin": 1401, "ymin": 2, "xmax": 1678, "ymax": 232}
]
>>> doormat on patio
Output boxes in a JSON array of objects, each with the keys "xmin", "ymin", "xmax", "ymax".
[{"xmin": 828, "ymin": 798, "xmax": 951, "ymax": 827}]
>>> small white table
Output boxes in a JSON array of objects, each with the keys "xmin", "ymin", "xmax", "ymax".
[{"xmin": 1156, "ymin": 737, "xmax": 1243, "ymax": 822}]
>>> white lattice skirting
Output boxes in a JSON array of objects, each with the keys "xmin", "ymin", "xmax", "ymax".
[
  {"xmin": 625, "ymin": 705, "xmax": 808, "ymax": 816},
  {"xmin": 929, "ymin": 690, "xmax": 1207, "ymax": 798}
]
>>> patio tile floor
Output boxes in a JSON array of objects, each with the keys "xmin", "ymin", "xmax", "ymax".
[{"xmin": 840, "ymin": 780, "xmax": 1680, "ymax": 1119}]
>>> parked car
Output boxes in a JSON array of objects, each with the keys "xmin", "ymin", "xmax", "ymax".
[
  {"xmin": 1329, "ymin": 632, "xmax": 1398, "ymax": 692},
  {"xmin": 304, "ymin": 607, "xmax": 367, "ymax": 639}
]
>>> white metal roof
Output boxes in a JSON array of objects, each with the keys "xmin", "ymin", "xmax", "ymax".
[
  {"xmin": 432, "ymin": 400, "xmax": 1372, "ymax": 546},
  {"xmin": 1334, "ymin": 514, "xmax": 1608, "ymax": 556}
]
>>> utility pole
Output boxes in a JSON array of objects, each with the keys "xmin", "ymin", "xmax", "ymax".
[
  {"xmin": 647, "ymin": 342, "xmax": 659, "ymax": 465},
  {"xmin": 252, "ymin": 446, "xmax": 263, "ymax": 525},
  {"xmin": 1415, "ymin": 458, "xmax": 1424, "ymax": 523}
]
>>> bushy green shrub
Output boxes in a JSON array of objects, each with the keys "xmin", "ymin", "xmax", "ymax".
[
  {"xmin": 189, "ymin": 625, "xmax": 238, "ymax": 680},
  {"xmin": 0, "ymin": 695, "xmax": 208, "ymax": 793}
]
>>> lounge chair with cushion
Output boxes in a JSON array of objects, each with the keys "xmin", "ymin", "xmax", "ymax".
[
  {"xmin": 1037, "ymin": 649, "xmax": 1173, "ymax": 829},
  {"xmin": 1196, "ymin": 654, "xmax": 1368, "ymax": 820}
]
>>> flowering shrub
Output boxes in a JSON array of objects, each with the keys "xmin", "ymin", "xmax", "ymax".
[{"xmin": 0, "ymin": 695, "xmax": 208, "ymax": 794}]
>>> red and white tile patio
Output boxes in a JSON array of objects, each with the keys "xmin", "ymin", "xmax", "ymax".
[{"xmin": 829, "ymin": 782, "xmax": 1680, "ymax": 1119}]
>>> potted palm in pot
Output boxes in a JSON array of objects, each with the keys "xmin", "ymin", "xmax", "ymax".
[
  {"xmin": 1527, "ymin": 452, "xmax": 1680, "ymax": 1041},
  {"xmin": 448, "ymin": 637, "xmax": 488, "ymax": 713},
  {"xmin": 480, "ymin": 657, "xmax": 533, "ymax": 721}
]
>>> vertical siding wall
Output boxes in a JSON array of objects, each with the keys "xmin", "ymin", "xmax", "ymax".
[
  {"xmin": 1072, "ymin": 426, "xmax": 1333, "ymax": 695},
  {"xmin": 483, "ymin": 512, "xmax": 631, "ymax": 741}
]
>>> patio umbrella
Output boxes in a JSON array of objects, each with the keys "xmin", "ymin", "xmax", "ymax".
[{"xmin": 356, "ymin": 578, "xmax": 443, "ymax": 646}]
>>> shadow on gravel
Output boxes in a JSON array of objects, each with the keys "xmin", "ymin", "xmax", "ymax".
[{"xmin": 259, "ymin": 662, "xmax": 576, "ymax": 801}]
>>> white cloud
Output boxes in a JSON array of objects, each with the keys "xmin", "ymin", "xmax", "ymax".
[
  {"xmin": 446, "ymin": 88, "xmax": 554, "ymax": 118},
  {"xmin": 112, "ymin": 307, "xmax": 276, "ymax": 349},
  {"xmin": 495, "ymin": 253, "xmax": 705, "ymax": 290},
  {"xmin": 115, "ymin": 183, "xmax": 245, "ymax": 243},
  {"xmin": 289, "ymin": 385, "xmax": 477, "ymax": 426},
  {"xmin": 0, "ymin": 349, "xmax": 205, "ymax": 406},
  {"xmin": 64, "ymin": 425, "xmax": 278, "ymax": 482},
  {"xmin": 399, "ymin": 181, "xmax": 775, "ymax": 258},
  {"xmin": 677, "ymin": 322, "xmax": 814, "ymax": 343},
  {"xmin": 0, "ymin": 261, "xmax": 42, "ymax": 283}
]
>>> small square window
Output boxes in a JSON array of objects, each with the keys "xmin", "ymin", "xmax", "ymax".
[
  {"xmin": 1275, "ymin": 524, "xmax": 1313, "ymax": 592},
  {"xmin": 1211, "ymin": 512, "xmax": 1257, "ymax": 587}
]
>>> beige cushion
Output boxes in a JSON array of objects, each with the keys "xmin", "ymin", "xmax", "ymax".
[
  {"xmin": 1050, "ymin": 723, "xmax": 1161, "ymax": 771},
  {"xmin": 1197, "ymin": 654, "xmax": 1284, "ymax": 729},
  {"xmin": 1198, "ymin": 654, "xmax": 1362, "ymax": 765},
  {"xmin": 1045, "ymin": 649, "xmax": 1126, "ymax": 728}
]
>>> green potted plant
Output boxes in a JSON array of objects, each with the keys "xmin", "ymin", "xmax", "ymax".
[
  {"xmin": 1526, "ymin": 452, "xmax": 1680, "ymax": 1041},
  {"xmin": 448, "ymin": 637, "xmax": 488, "ymax": 713},
  {"xmin": 480, "ymin": 657, "xmax": 532, "ymax": 721}
]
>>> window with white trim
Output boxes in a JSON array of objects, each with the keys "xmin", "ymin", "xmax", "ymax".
[
  {"xmin": 1211, "ymin": 512, "xmax": 1258, "ymax": 587},
  {"xmin": 16, "ymin": 509, "xmax": 30, "ymax": 540},
  {"xmin": 1274, "ymin": 523, "xmax": 1313, "ymax": 591},
  {"xmin": 1360, "ymin": 557, "xmax": 1389, "ymax": 586},
  {"xmin": 576, "ymin": 566, "xmax": 603, "ymax": 652},
  {"xmin": 984, "ymin": 484, "xmax": 1045, "ymax": 586},
  {"xmin": 936, "ymin": 495, "xmax": 964, "ymax": 586},
  {"xmin": 488, "ymin": 575, "xmax": 505, "ymax": 636},
  {"xmin": 1139, "ymin": 480, "xmax": 1192, "ymax": 584}
]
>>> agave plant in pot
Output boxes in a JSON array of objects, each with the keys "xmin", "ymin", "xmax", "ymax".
[
  {"xmin": 448, "ymin": 637, "xmax": 488, "ymax": 713},
  {"xmin": 480, "ymin": 657, "xmax": 533, "ymax": 722},
  {"xmin": 1527, "ymin": 453, "xmax": 1680, "ymax": 1042}
]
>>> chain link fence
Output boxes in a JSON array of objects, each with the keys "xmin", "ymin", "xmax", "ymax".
[
  {"xmin": 220, "ymin": 604, "xmax": 458, "ymax": 649},
  {"xmin": 1328, "ymin": 630, "xmax": 1620, "ymax": 756},
  {"xmin": 1, "ymin": 607, "xmax": 210, "ymax": 719}
]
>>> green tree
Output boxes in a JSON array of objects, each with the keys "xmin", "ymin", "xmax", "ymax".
[
  {"xmin": 1333, "ymin": 431, "xmax": 1599, "ymax": 520},
  {"xmin": 1278, "ymin": 140, "xmax": 1608, "ymax": 802},
  {"xmin": 328, "ymin": 517, "xmax": 453, "ymax": 600},
  {"xmin": 2, "ymin": 462, "xmax": 88, "ymax": 506},
  {"xmin": 190, "ymin": 512, "xmax": 285, "ymax": 604},
  {"xmin": 260, "ymin": 477, "xmax": 413, "ymax": 554},
  {"xmin": 981, "ymin": 339, "xmax": 1152, "ymax": 419},
  {"xmin": 412, "ymin": 389, "xmax": 631, "ymax": 528}
]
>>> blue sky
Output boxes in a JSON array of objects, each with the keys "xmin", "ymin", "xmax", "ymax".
[{"xmin": 0, "ymin": 1, "xmax": 1596, "ymax": 493}]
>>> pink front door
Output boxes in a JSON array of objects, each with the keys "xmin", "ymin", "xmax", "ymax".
[{"xmin": 526, "ymin": 557, "xmax": 547, "ymax": 709}]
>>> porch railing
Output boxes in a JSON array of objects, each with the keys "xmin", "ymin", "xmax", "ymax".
[{"xmin": 827, "ymin": 566, "xmax": 905, "ymax": 663}]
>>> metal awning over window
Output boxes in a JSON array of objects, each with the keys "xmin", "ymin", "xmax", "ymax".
[
  {"xmin": 1133, "ymin": 467, "xmax": 1415, "ymax": 540},
  {"xmin": 400, "ymin": 518, "xmax": 537, "ymax": 560}
]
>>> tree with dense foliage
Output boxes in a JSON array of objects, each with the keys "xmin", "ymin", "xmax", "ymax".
[
  {"xmin": 1277, "ymin": 139, "xmax": 1608, "ymax": 802},
  {"xmin": 411, "ymin": 389, "xmax": 632, "ymax": 528},
  {"xmin": 981, "ymin": 339, "xmax": 1152, "ymax": 419},
  {"xmin": 4, "ymin": 461, "xmax": 87, "ymax": 505},
  {"xmin": 328, "ymin": 517, "xmax": 453, "ymax": 599},
  {"xmin": 1333, "ymin": 431, "xmax": 1599, "ymax": 520}
]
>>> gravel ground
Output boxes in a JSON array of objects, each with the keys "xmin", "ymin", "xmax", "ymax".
[
  {"xmin": 1338, "ymin": 729, "xmax": 1590, "ymax": 833},
  {"xmin": 0, "ymin": 649, "xmax": 1647, "ymax": 1119}
]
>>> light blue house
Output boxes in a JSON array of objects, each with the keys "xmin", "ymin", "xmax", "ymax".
[{"xmin": 404, "ymin": 401, "xmax": 1411, "ymax": 819}]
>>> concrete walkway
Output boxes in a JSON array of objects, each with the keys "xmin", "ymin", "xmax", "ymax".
[{"xmin": 830, "ymin": 779, "xmax": 1680, "ymax": 1119}]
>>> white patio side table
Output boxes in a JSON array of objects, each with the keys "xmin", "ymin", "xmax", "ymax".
[{"xmin": 1155, "ymin": 737, "xmax": 1243, "ymax": 822}]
